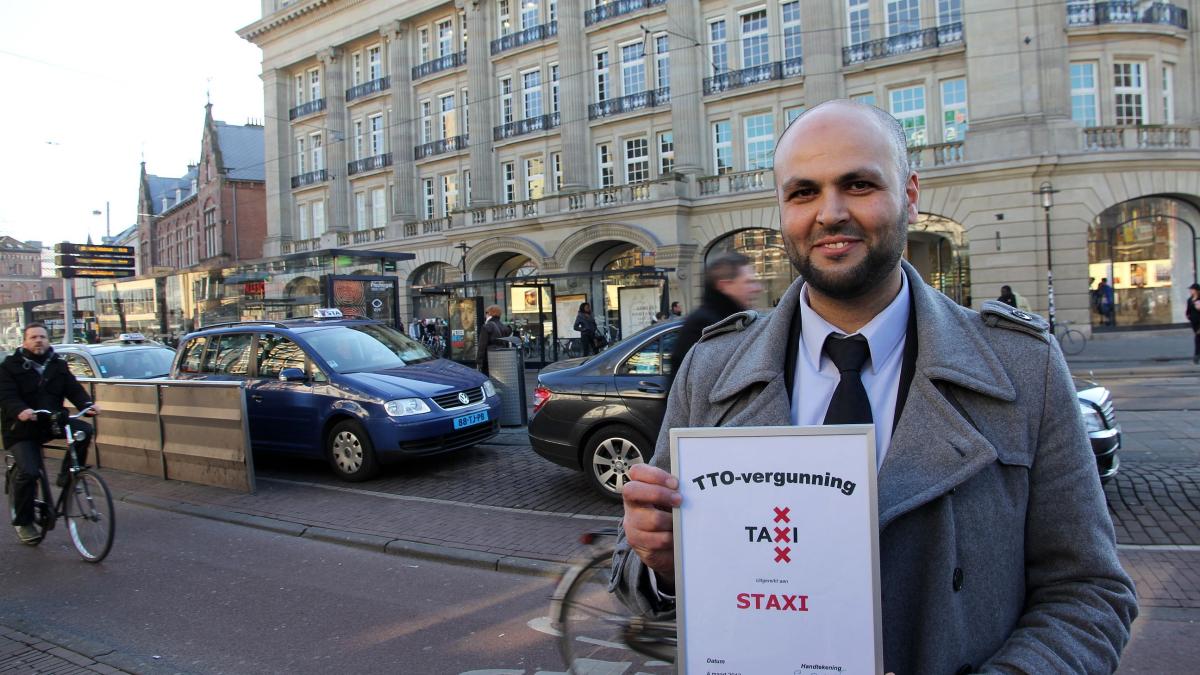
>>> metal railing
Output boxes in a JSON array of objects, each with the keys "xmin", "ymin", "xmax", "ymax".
[
  {"xmin": 414, "ymin": 135, "xmax": 469, "ymax": 160},
  {"xmin": 1083, "ymin": 125, "xmax": 1195, "ymax": 150},
  {"xmin": 588, "ymin": 87, "xmax": 669, "ymax": 119},
  {"xmin": 907, "ymin": 141, "xmax": 965, "ymax": 169},
  {"xmin": 584, "ymin": 0, "xmax": 666, "ymax": 26},
  {"xmin": 843, "ymin": 22, "xmax": 963, "ymax": 66},
  {"xmin": 704, "ymin": 59, "xmax": 802, "ymax": 95},
  {"xmin": 290, "ymin": 169, "xmax": 329, "ymax": 189},
  {"xmin": 347, "ymin": 153, "xmax": 392, "ymax": 175},
  {"xmin": 1067, "ymin": 1, "xmax": 1188, "ymax": 29},
  {"xmin": 346, "ymin": 76, "xmax": 390, "ymax": 102},
  {"xmin": 288, "ymin": 98, "xmax": 326, "ymax": 120},
  {"xmin": 412, "ymin": 50, "xmax": 467, "ymax": 80},
  {"xmin": 493, "ymin": 112, "xmax": 560, "ymax": 141},
  {"xmin": 491, "ymin": 21, "xmax": 557, "ymax": 55}
]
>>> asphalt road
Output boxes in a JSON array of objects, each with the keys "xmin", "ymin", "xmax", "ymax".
[{"xmin": 0, "ymin": 502, "xmax": 569, "ymax": 674}]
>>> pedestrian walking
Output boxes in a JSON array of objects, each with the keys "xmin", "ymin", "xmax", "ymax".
[
  {"xmin": 1187, "ymin": 282, "xmax": 1200, "ymax": 364},
  {"xmin": 997, "ymin": 285, "xmax": 1017, "ymax": 308},
  {"xmin": 1097, "ymin": 277, "xmax": 1116, "ymax": 326},
  {"xmin": 669, "ymin": 301, "xmax": 683, "ymax": 317},
  {"xmin": 573, "ymin": 302, "xmax": 599, "ymax": 356},
  {"xmin": 668, "ymin": 252, "xmax": 763, "ymax": 375},
  {"xmin": 613, "ymin": 99, "xmax": 1135, "ymax": 673}
]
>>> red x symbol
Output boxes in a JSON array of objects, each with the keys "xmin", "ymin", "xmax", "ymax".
[
  {"xmin": 773, "ymin": 507, "xmax": 791, "ymax": 523},
  {"xmin": 774, "ymin": 547, "xmax": 792, "ymax": 563},
  {"xmin": 774, "ymin": 527, "xmax": 790, "ymax": 543}
]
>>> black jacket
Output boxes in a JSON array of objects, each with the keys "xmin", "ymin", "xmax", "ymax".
[
  {"xmin": 475, "ymin": 317, "xmax": 513, "ymax": 371},
  {"xmin": 573, "ymin": 312, "xmax": 597, "ymax": 337},
  {"xmin": 0, "ymin": 348, "xmax": 92, "ymax": 446},
  {"xmin": 669, "ymin": 285, "xmax": 745, "ymax": 375}
]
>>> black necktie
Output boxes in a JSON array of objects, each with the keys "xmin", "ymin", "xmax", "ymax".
[{"xmin": 823, "ymin": 334, "xmax": 873, "ymax": 425}]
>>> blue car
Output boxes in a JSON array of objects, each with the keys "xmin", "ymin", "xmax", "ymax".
[{"xmin": 170, "ymin": 310, "xmax": 500, "ymax": 481}]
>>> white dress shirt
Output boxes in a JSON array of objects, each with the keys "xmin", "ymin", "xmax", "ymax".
[{"xmin": 790, "ymin": 274, "xmax": 910, "ymax": 468}]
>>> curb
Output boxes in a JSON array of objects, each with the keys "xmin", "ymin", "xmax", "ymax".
[
  {"xmin": 1069, "ymin": 364, "xmax": 1197, "ymax": 378},
  {"xmin": 121, "ymin": 493, "xmax": 572, "ymax": 579}
]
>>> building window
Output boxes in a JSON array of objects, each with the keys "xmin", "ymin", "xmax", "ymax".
[
  {"xmin": 625, "ymin": 138, "xmax": 650, "ymax": 184},
  {"xmin": 296, "ymin": 137, "xmax": 306, "ymax": 174},
  {"xmin": 521, "ymin": 0, "xmax": 539, "ymax": 30},
  {"xmin": 786, "ymin": 106, "xmax": 806, "ymax": 125},
  {"xmin": 371, "ymin": 187, "xmax": 387, "ymax": 226},
  {"xmin": 1070, "ymin": 62, "xmax": 1098, "ymax": 127},
  {"xmin": 352, "ymin": 52, "xmax": 362, "ymax": 86},
  {"xmin": 740, "ymin": 8, "xmax": 769, "ymax": 68},
  {"xmin": 941, "ymin": 78, "xmax": 968, "ymax": 141},
  {"xmin": 1163, "ymin": 64, "xmax": 1175, "ymax": 124},
  {"xmin": 464, "ymin": 169, "xmax": 472, "ymax": 206},
  {"xmin": 1113, "ymin": 62, "xmax": 1145, "ymax": 126},
  {"xmin": 852, "ymin": 93, "xmax": 876, "ymax": 107},
  {"xmin": 782, "ymin": 2, "xmax": 802, "ymax": 61},
  {"xmin": 297, "ymin": 201, "xmax": 309, "ymax": 238},
  {"xmin": 887, "ymin": 0, "xmax": 920, "ymax": 36},
  {"xmin": 621, "ymin": 41, "xmax": 646, "ymax": 96},
  {"xmin": 312, "ymin": 199, "xmax": 325, "ymax": 236},
  {"xmin": 355, "ymin": 191, "xmax": 368, "ymax": 230},
  {"xmin": 552, "ymin": 152, "xmax": 563, "ymax": 191},
  {"xmin": 461, "ymin": 11, "xmax": 469, "ymax": 51},
  {"xmin": 369, "ymin": 114, "xmax": 384, "ymax": 155},
  {"xmin": 500, "ymin": 77, "xmax": 514, "ymax": 124},
  {"xmin": 502, "ymin": 162, "xmax": 516, "ymax": 203},
  {"xmin": 525, "ymin": 157, "xmax": 544, "ymax": 200},
  {"xmin": 422, "ymin": 179, "xmax": 435, "ymax": 218},
  {"xmin": 522, "ymin": 69, "xmax": 543, "ymax": 118},
  {"xmin": 658, "ymin": 132, "xmax": 674, "ymax": 175},
  {"xmin": 890, "ymin": 85, "xmax": 926, "ymax": 146},
  {"xmin": 713, "ymin": 121, "xmax": 733, "ymax": 174},
  {"xmin": 439, "ymin": 93, "xmax": 457, "ymax": 138},
  {"xmin": 308, "ymin": 68, "xmax": 321, "ymax": 101},
  {"xmin": 594, "ymin": 50, "xmax": 610, "ymax": 102},
  {"xmin": 420, "ymin": 100, "xmax": 433, "ymax": 144},
  {"xmin": 847, "ymin": 0, "xmax": 870, "ymax": 46},
  {"xmin": 419, "ymin": 28, "xmax": 431, "ymax": 62},
  {"xmin": 597, "ymin": 144, "xmax": 614, "ymax": 187},
  {"xmin": 294, "ymin": 73, "xmax": 304, "ymax": 103},
  {"xmin": 436, "ymin": 20, "xmax": 453, "ymax": 58},
  {"xmin": 353, "ymin": 119, "xmax": 365, "ymax": 160},
  {"xmin": 204, "ymin": 209, "xmax": 218, "ymax": 259},
  {"xmin": 367, "ymin": 45, "xmax": 382, "ymax": 81},
  {"xmin": 938, "ymin": 0, "xmax": 962, "ymax": 25},
  {"xmin": 310, "ymin": 132, "xmax": 323, "ymax": 171},
  {"xmin": 654, "ymin": 34, "xmax": 670, "ymax": 91},
  {"xmin": 498, "ymin": 0, "xmax": 512, "ymax": 36},
  {"xmin": 708, "ymin": 19, "xmax": 728, "ymax": 75},
  {"xmin": 462, "ymin": 88, "xmax": 470, "ymax": 135},
  {"xmin": 744, "ymin": 113, "xmax": 774, "ymax": 170},
  {"xmin": 441, "ymin": 174, "xmax": 459, "ymax": 214},
  {"xmin": 550, "ymin": 64, "xmax": 560, "ymax": 114}
]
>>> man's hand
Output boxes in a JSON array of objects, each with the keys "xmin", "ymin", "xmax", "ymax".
[
  {"xmin": 16, "ymin": 408, "xmax": 35, "ymax": 422},
  {"xmin": 84, "ymin": 404, "xmax": 99, "ymax": 416},
  {"xmin": 622, "ymin": 463, "xmax": 681, "ymax": 581}
]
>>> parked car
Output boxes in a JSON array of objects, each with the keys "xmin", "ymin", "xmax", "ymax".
[
  {"xmin": 55, "ymin": 333, "xmax": 176, "ymax": 380},
  {"xmin": 170, "ymin": 310, "xmax": 501, "ymax": 481},
  {"xmin": 529, "ymin": 320, "xmax": 1121, "ymax": 500}
]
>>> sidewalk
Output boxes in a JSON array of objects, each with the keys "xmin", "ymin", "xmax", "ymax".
[
  {"xmin": 0, "ymin": 623, "xmax": 131, "ymax": 674},
  {"xmin": 1066, "ymin": 325, "xmax": 1199, "ymax": 375}
]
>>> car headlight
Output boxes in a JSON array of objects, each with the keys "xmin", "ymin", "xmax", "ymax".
[
  {"xmin": 1078, "ymin": 403, "xmax": 1104, "ymax": 433},
  {"xmin": 385, "ymin": 398, "xmax": 431, "ymax": 417},
  {"xmin": 482, "ymin": 380, "xmax": 496, "ymax": 398}
]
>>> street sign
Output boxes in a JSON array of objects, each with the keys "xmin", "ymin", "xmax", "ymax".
[
  {"xmin": 58, "ymin": 268, "xmax": 136, "ymax": 279},
  {"xmin": 55, "ymin": 254, "xmax": 136, "ymax": 268},
  {"xmin": 54, "ymin": 243, "xmax": 134, "ymax": 256}
]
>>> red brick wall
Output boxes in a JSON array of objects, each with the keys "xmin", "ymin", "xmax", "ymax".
[{"xmin": 227, "ymin": 180, "xmax": 266, "ymax": 261}]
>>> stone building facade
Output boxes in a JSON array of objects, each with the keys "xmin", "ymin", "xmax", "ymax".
[
  {"xmin": 240, "ymin": 0, "xmax": 1200, "ymax": 364},
  {"xmin": 0, "ymin": 236, "xmax": 60, "ymax": 305}
]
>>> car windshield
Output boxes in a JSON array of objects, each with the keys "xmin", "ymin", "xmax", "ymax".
[
  {"xmin": 94, "ymin": 348, "xmax": 176, "ymax": 379},
  {"xmin": 304, "ymin": 324, "xmax": 435, "ymax": 373}
]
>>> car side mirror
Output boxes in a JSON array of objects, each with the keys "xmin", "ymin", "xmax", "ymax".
[{"xmin": 278, "ymin": 367, "xmax": 307, "ymax": 383}]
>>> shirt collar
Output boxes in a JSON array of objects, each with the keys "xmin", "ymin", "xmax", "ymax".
[{"xmin": 798, "ymin": 272, "xmax": 910, "ymax": 375}]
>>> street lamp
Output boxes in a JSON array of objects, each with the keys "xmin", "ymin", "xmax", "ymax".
[
  {"xmin": 1037, "ymin": 181, "xmax": 1060, "ymax": 335},
  {"xmin": 455, "ymin": 241, "xmax": 471, "ymax": 282},
  {"xmin": 91, "ymin": 201, "xmax": 110, "ymax": 241}
]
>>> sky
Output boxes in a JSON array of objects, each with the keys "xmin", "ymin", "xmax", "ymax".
[{"xmin": 0, "ymin": 1, "xmax": 265, "ymax": 247}]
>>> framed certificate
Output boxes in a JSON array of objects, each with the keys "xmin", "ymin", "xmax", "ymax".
[{"xmin": 670, "ymin": 425, "xmax": 882, "ymax": 675}]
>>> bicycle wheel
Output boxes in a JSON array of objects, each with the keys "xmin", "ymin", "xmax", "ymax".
[
  {"xmin": 1059, "ymin": 329, "xmax": 1087, "ymax": 356},
  {"xmin": 6, "ymin": 463, "xmax": 47, "ymax": 545},
  {"xmin": 64, "ymin": 470, "xmax": 114, "ymax": 562},
  {"xmin": 555, "ymin": 551, "xmax": 676, "ymax": 673}
]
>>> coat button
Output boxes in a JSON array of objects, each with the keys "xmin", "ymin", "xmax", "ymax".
[
  {"xmin": 955, "ymin": 665, "xmax": 973, "ymax": 675},
  {"xmin": 953, "ymin": 567, "xmax": 964, "ymax": 592}
]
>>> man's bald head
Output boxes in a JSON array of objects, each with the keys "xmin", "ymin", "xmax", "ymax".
[{"xmin": 775, "ymin": 100, "xmax": 912, "ymax": 183}]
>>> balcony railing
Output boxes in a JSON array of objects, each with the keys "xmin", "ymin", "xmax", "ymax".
[
  {"xmin": 491, "ymin": 21, "xmax": 557, "ymax": 55},
  {"xmin": 1083, "ymin": 125, "xmax": 1195, "ymax": 150},
  {"xmin": 585, "ymin": 0, "xmax": 666, "ymax": 26},
  {"xmin": 412, "ymin": 50, "xmax": 467, "ymax": 80},
  {"xmin": 336, "ymin": 228, "xmax": 389, "ymax": 246},
  {"xmin": 907, "ymin": 141, "xmax": 965, "ymax": 169},
  {"xmin": 288, "ymin": 98, "xmax": 326, "ymax": 120},
  {"xmin": 588, "ymin": 87, "xmax": 669, "ymax": 119},
  {"xmin": 290, "ymin": 169, "xmax": 329, "ymax": 189},
  {"xmin": 280, "ymin": 237, "xmax": 321, "ymax": 254},
  {"xmin": 493, "ymin": 112, "xmax": 560, "ymax": 141},
  {"xmin": 347, "ymin": 153, "xmax": 392, "ymax": 176},
  {"xmin": 843, "ymin": 22, "xmax": 963, "ymax": 66},
  {"xmin": 403, "ymin": 216, "xmax": 450, "ymax": 238},
  {"xmin": 346, "ymin": 76, "xmax": 390, "ymax": 102},
  {"xmin": 1067, "ymin": 2, "xmax": 1188, "ymax": 29},
  {"xmin": 698, "ymin": 169, "xmax": 772, "ymax": 197},
  {"xmin": 415, "ymin": 135, "xmax": 470, "ymax": 160},
  {"xmin": 704, "ymin": 58, "xmax": 802, "ymax": 95}
]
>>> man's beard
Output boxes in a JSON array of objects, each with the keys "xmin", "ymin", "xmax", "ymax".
[{"xmin": 785, "ymin": 205, "xmax": 909, "ymax": 301}]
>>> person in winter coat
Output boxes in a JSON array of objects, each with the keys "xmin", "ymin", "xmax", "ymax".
[
  {"xmin": 1187, "ymin": 282, "xmax": 1200, "ymax": 364},
  {"xmin": 475, "ymin": 305, "xmax": 513, "ymax": 376},
  {"xmin": 668, "ymin": 252, "xmax": 763, "ymax": 375},
  {"xmin": 573, "ymin": 302, "xmax": 599, "ymax": 356}
]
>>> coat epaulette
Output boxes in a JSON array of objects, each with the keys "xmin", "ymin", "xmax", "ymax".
[
  {"xmin": 979, "ymin": 300, "xmax": 1051, "ymax": 343},
  {"xmin": 698, "ymin": 310, "xmax": 759, "ymax": 343}
]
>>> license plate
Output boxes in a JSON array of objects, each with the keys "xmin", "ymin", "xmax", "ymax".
[{"xmin": 453, "ymin": 410, "xmax": 489, "ymax": 429}]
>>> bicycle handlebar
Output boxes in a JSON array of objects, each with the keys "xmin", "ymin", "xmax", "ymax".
[{"xmin": 29, "ymin": 406, "xmax": 95, "ymax": 420}]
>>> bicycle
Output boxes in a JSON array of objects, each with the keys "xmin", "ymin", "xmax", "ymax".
[
  {"xmin": 551, "ymin": 528, "xmax": 676, "ymax": 673},
  {"xmin": 4, "ymin": 406, "xmax": 115, "ymax": 562},
  {"xmin": 1055, "ymin": 320, "xmax": 1088, "ymax": 356}
]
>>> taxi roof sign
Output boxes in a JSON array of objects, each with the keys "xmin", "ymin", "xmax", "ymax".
[{"xmin": 313, "ymin": 308, "xmax": 344, "ymax": 319}]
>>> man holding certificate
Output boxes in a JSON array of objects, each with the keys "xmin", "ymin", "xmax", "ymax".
[{"xmin": 613, "ymin": 100, "xmax": 1137, "ymax": 673}]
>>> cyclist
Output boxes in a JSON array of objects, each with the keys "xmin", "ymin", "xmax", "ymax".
[{"xmin": 0, "ymin": 322, "xmax": 99, "ymax": 544}]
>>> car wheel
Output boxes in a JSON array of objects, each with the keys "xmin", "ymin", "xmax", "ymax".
[
  {"xmin": 583, "ymin": 425, "xmax": 651, "ymax": 501},
  {"xmin": 326, "ymin": 419, "xmax": 380, "ymax": 482}
]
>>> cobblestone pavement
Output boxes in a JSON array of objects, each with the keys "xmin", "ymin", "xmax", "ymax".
[
  {"xmin": 1106, "ymin": 463, "xmax": 1200, "ymax": 546},
  {"xmin": 0, "ymin": 625, "xmax": 130, "ymax": 674}
]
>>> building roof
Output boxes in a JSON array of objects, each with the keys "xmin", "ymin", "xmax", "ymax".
[
  {"xmin": 145, "ymin": 168, "xmax": 198, "ymax": 216},
  {"xmin": 0, "ymin": 236, "xmax": 42, "ymax": 253},
  {"xmin": 212, "ymin": 121, "xmax": 265, "ymax": 181}
]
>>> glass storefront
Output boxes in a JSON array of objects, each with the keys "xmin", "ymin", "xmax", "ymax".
[
  {"xmin": 1088, "ymin": 197, "xmax": 1200, "ymax": 328},
  {"xmin": 706, "ymin": 229, "xmax": 794, "ymax": 310}
]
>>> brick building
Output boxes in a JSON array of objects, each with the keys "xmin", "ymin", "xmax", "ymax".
[
  {"xmin": 136, "ymin": 103, "xmax": 267, "ymax": 273},
  {"xmin": 0, "ymin": 236, "xmax": 61, "ymax": 305}
]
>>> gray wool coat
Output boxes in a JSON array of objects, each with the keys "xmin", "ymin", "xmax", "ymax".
[{"xmin": 612, "ymin": 261, "xmax": 1137, "ymax": 674}]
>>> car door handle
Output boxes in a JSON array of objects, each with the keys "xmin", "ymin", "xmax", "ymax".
[
  {"xmin": 636, "ymin": 381, "xmax": 665, "ymax": 394},
  {"xmin": 251, "ymin": 395, "xmax": 263, "ymax": 402}
]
